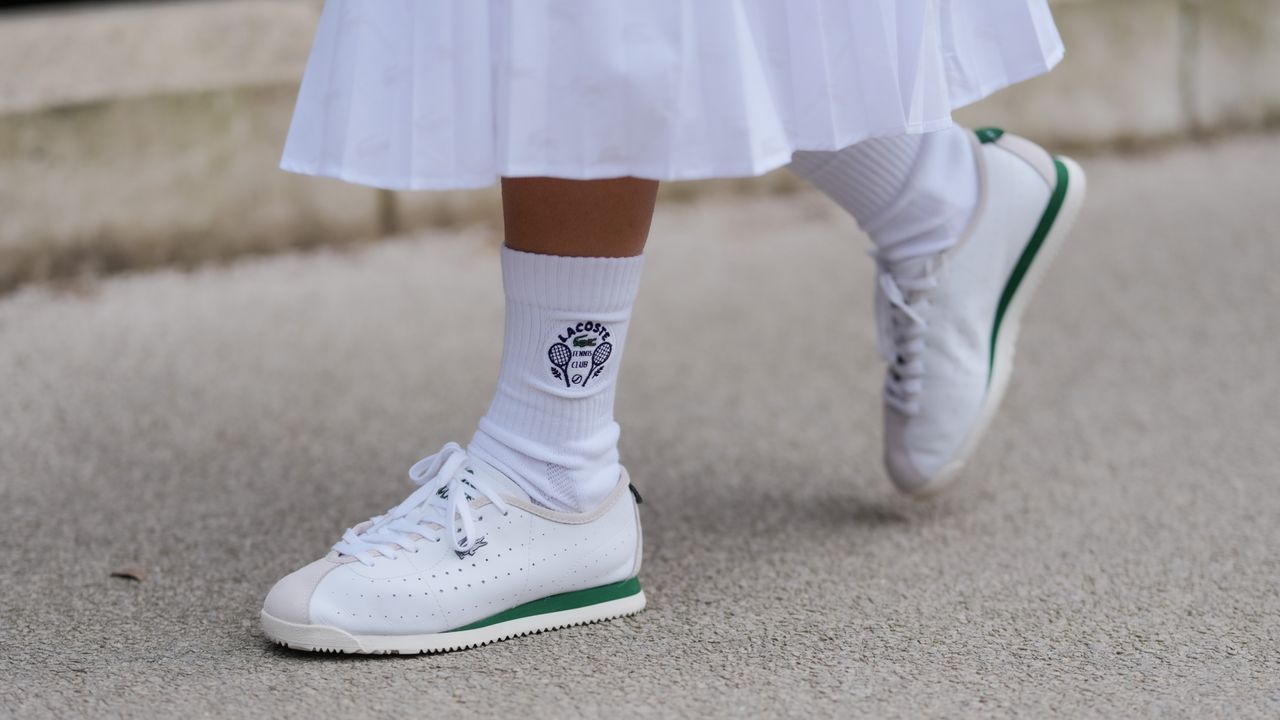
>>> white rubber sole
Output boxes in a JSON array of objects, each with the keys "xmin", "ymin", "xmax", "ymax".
[
  {"xmin": 261, "ymin": 590, "xmax": 646, "ymax": 655},
  {"xmin": 907, "ymin": 155, "xmax": 1087, "ymax": 498}
]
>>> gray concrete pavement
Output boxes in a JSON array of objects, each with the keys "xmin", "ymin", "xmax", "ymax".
[{"xmin": 2, "ymin": 134, "xmax": 1279, "ymax": 718}]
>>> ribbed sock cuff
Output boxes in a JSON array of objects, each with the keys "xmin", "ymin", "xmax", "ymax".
[
  {"xmin": 501, "ymin": 247, "xmax": 645, "ymax": 313},
  {"xmin": 790, "ymin": 133, "xmax": 924, "ymax": 226}
]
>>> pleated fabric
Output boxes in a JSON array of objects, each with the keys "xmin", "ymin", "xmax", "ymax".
[{"xmin": 281, "ymin": 0, "xmax": 1064, "ymax": 190}]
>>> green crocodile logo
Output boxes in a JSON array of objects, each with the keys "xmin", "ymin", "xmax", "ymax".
[{"xmin": 573, "ymin": 336, "xmax": 598, "ymax": 348}]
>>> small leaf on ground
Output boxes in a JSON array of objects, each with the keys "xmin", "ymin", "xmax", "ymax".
[{"xmin": 110, "ymin": 565, "xmax": 147, "ymax": 582}]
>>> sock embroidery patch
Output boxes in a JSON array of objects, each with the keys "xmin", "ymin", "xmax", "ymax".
[{"xmin": 547, "ymin": 321, "xmax": 613, "ymax": 388}]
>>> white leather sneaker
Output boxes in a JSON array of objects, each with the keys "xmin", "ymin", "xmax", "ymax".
[
  {"xmin": 878, "ymin": 128, "xmax": 1086, "ymax": 496},
  {"xmin": 261, "ymin": 442, "xmax": 645, "ymax": 653}
]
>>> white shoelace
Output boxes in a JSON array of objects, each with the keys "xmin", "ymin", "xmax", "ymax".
[
  {"xmin": 332, "ymin": 442, "xmax": 511, "ymax": 567},
  {"xmin": 874, "ymin": 252, "xmax": 939, "ymax": 416}
]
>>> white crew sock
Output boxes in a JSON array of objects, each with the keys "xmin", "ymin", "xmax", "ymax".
[
  {"xmin": 789, "ymin": 126, "xmax": 979, "ymax": 263},
  {"xmin": 469, "ymin": 247, "xmax": 644, "ymax": 513}
]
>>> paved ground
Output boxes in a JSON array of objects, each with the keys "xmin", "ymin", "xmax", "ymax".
[{"xmin": 2, "ymin": 134, "xmax": 1279, "ymax": 718}]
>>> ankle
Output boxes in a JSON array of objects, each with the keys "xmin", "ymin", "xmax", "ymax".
[
  {"xmin": 468, "ymin": 426, "xmax": 620, "ymax": 513},
  {"xmin": 864, "ymin": 127, "xmax": 979, "ymax": 262}
]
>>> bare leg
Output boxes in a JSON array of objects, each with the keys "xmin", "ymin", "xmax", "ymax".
[{"xmin": 501, "ymin": 177, "xmax": 658, "ymax": 257}]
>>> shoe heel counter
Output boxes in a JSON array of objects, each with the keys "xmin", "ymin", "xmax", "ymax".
[
  {"xmin": 630, "ymin": 486, "xmax": 643, "ymax": 578},
  {"xmin": 577, "ymin": 468, "xmax": 643, "ymax": 586},
  {"xmin": 989, "ymin": 132, "xmax": 1057, "ymax": 188},
  {"xmin": 616, "ymin": 467, "xmax": 642, "ymax": 579}
]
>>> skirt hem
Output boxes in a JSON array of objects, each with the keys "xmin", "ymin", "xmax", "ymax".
[{"xmin": 280, "ymin": 27, "xmax": 1064, "ymax": 191}]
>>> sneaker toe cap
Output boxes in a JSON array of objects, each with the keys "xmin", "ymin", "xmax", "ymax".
[
  {"xmin": 883, "ymin": 411, "xmax": 968, "ymax": 496},
  {"xmin": 263, "ymin": 556, "xmax": 343, "ymax": 624},
  {"xmin": 884, "ymin": 442, "xmax": 964, "ymax": 496}
]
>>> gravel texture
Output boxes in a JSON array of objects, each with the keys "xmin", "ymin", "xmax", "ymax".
[{"xmin": 2, "ymin": 134, "xmax": 1278, "ymax": 718}]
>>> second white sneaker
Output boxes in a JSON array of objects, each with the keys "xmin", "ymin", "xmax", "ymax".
[
  {"xmin": 877, "ymin": 128, "xmax": 1086, "ymax": 496},
  {"xmin": 261, "ymin": 442, "xmax": 645, "ymax": 653}
]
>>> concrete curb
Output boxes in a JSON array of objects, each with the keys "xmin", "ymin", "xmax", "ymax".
[{"xmin": 1, "ymin": 0, "xmax": 1277, "ymax": 293}]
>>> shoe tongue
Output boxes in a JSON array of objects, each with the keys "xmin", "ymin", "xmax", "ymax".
[{"xmin": 462, "ymin": 456, "xmax": 530, "ymax": 502}]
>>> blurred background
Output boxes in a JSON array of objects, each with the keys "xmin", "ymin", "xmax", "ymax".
[{"xmin": 2, "ymin": 0, "xmax": 1278, "ymax": 293}]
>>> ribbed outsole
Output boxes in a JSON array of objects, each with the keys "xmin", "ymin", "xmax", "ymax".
[{"xmin": 262, "ymin": 590, "xmax": 646, "ymax": 655}]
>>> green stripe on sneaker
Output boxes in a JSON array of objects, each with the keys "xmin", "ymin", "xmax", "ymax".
[
  {"xmin": 976, "ymin": 127, "xmax": 1006, "ymax": 144},
  {"xmin": 987, "ymin": 158, "xmax": 1070, "ymax": 384},
  {"xmin": 449, "ymin": 577, "xmax": 642, "ymax": 632}
]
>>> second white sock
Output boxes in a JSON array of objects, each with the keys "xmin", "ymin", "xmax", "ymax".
[
  {"xmin": 790, "ymin": 126, "xmax": 979, "ymax": 263},
  {"xmin": 469, "ymin": 247, "xmax": 644, "ymax": 513}
]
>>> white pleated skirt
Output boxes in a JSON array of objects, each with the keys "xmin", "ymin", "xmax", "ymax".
[{"xmin": 281, "ymin": 0, "xmax": 1064, "ymax": 190}]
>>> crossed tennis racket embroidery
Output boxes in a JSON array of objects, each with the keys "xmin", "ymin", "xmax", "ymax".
[{"xmin": 548, "ymin": 335, "xmax": 613, "ymax": 388}]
